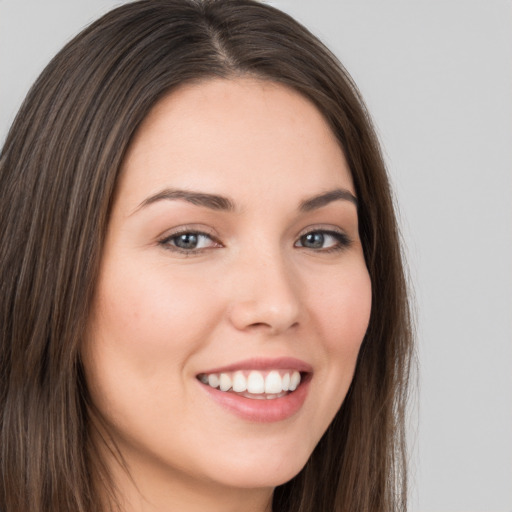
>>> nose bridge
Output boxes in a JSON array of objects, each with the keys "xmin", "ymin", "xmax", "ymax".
[{"xmin": 228, "ymin": 242, "xmax": 302, "ymax": 333}]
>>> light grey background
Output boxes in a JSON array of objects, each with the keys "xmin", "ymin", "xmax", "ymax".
[{"xmin": 1, "ymin": 1, "xmax": 511, "ymax": 511}]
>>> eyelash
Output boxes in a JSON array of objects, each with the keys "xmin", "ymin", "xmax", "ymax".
[
  {"xmin": 158, "ymin": 228, "xmax": 221, "ymax": 255},
  {"xmin": 295, "ymin": 229, "xmax": 352, "ymax": 253},
  {"xmin": 158, "ymin": 228, "xmax": 352, "ymax": 255}
]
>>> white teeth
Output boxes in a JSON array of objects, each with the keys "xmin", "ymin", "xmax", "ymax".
[
  {"xmin": 247, "ymin": 371, "xmax": 265, "ymax": 394},
  {"xmin": 232, "ymin": 371, "xmax": 247, "ymax": 392},
  {"xmin": 208, "ymin": 374, "xmax": 219, "ymax": 388},
  {"xmin": 282, "ymin": 372, "xmax": 290, "ymax": 391},
  {"xmin": 219, "ymin": 373, "xmax": 232, "ymax": 392},
  {"xmin": 264, "ymin": 370, "xmax": 282, "ymax": 394},
  {"xmin": 266, "ymin": 392, "xmax": 287, "ymax": 399},
  {"xmin": 200, "ymin": 369, "xmax": 303, "ymax": 395},
  {"xmin": 289, "ymin": 370, "xmax": 301, "ymax": 391}
]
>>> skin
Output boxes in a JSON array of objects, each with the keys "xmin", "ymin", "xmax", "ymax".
[{"xmin": 82, "ymin": 78, "xmax": 372, "ymax": 512}]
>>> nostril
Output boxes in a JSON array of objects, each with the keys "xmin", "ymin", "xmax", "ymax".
[{"xmin": 227, "ymin": 282, "xmax": 301, "ymax": 334}]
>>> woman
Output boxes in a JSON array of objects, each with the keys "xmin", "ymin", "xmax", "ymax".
[{"xmin": 0, "ymin": 1, "xmax": 413, "ymax": 511}]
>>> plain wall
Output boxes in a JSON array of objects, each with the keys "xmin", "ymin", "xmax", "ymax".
[{"xmin": 1, "ymin": 1, "xmax": 511, "ymax": 511}]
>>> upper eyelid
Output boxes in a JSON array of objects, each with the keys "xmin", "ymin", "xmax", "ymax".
[
  {"xmin": 159, "ymin": 225, "xmax": 219, "ymax": 240},
  {"xmin": 160, "ymin": 223, "xmax": 348, "ymax": 234},
  {"xmin": 163, "ymin": 231, "xmax": 215, "ymax": 241},
  {"xmin": 296, "ymin": 224, "xmax": 348, "ymax": 238},
  {"xmin": 160, "ymin": 225, "xmax": 347, "ymax": 238},
  {"xmin": 296, "ymin": 229, "xmax": 351, "ymax": 243}
]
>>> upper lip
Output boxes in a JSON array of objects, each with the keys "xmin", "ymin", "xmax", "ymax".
[{"xmin": 198, "ymin": 357, "xmax": 313, "ymax": 375}]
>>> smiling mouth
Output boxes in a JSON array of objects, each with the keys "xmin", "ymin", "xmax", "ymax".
[{"xmin": 197, "ymin": 369, "xmax": 305, "ymax": 399}]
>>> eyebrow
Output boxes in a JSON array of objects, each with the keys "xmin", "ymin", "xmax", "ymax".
[
  {"xmin": 133, "ymin": 187, "xmax": 357, "ymax": 215},
  {"xmin": 134, "ymin": 188, "xmax": 236, "ymax": 213},
  {"xmin": 299, "ymin": 189, "xmax": 358, "ymax": 211}
]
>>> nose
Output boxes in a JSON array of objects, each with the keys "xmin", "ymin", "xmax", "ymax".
[{"xmin": 227, "ymin": 251, "xmax": 302, "ymax": 335}]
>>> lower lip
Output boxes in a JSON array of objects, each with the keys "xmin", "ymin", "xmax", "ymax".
[{"xmin": 199, "ymin": 376, "xmax": 311, "ymax": 423}]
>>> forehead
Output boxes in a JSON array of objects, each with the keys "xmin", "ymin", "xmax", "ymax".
[{"xmin": 117, "ymin": 78, "xmax": 354, "ymax": 210}]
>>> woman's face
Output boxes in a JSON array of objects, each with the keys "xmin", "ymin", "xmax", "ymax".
[{"xmin": 83, "ymin": 78, "xmax": 372, "ymax": 500}]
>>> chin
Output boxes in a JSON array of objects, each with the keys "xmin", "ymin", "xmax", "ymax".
[{"xmin": 200, "ymin": 444, "xmax": 311, "ymax": 490}]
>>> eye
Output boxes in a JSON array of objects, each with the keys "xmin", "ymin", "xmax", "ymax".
[
  {"xmin": 159, "ymin": 230, "xmax": 221, "ymax": 253},
  {"xmin": 295, "ymin": 229, "xmax": 351, "ymax": 252}
]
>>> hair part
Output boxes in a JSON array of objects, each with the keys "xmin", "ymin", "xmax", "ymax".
[{"xmin": 0, "ymin": 1, "xmax": 414, "ymax": 511}]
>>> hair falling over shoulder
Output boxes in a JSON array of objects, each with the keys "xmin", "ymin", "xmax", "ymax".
[{"xmin": 0, "ymin": 1, "xmax": 414, "ymax": 511}]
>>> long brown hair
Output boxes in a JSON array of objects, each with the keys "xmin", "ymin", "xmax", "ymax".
[{"xmin": 0, "ymin": 1, "xmax": 413, "ymax": 510}]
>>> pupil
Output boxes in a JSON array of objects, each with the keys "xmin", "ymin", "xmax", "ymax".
[
  {"xmin": 303, "ymin": 232, "xmax": 324, "ymax": 248},
  {"xmin": 176, "ymin": 233, "xmax": 198, "ymax": 249}
]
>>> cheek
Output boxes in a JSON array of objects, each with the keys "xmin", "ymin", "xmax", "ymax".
[
  {"xmin": 89, "ymin": 260, "xmax": 221, "ymax": 362},
  {"xmin": 81, "ymin": 262, "xmax": 221, "ymax": 446},
  {"xmin": 307, "ymin": 262, "xmax": 372, "ymax": 411},
  {"xmin": 81, "ymin": 260, "xmax": 223, "ymax": 428},
  {"xmin": 314, "ymin": 265, "xmax": 372, "ymax": 355}
]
